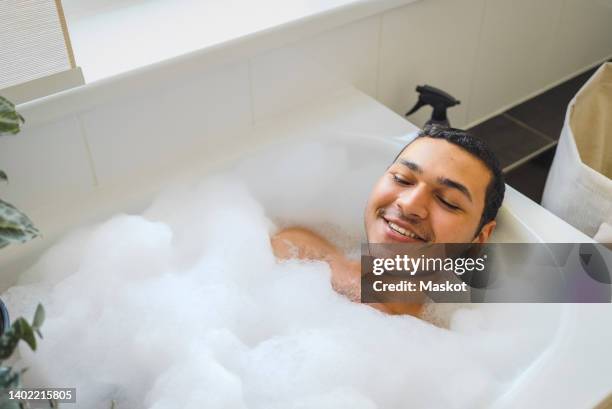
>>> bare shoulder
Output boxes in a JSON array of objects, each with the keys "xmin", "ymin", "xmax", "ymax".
[{"xmin": 271, "ymin": 227, "xmax": 339, "ymax": 260}]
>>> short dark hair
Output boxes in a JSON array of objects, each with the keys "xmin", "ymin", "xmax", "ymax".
[{"xmin": 396, "ymin": 124, "xmax": 505, "ymax": 235}]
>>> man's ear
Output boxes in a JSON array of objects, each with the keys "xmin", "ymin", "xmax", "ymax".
[{"xmin": 472, "ymin": 220, "xmax": 496, "ymax": 244}]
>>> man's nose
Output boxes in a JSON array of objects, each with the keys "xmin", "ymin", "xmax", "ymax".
[{"xmin": 396, "ymin": 184, "xmax": 429, "ymax": 219}]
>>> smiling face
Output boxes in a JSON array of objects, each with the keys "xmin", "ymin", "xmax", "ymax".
[{"xmin": 365, "ymin": 137, "xmax": 497, "ymax": 244}]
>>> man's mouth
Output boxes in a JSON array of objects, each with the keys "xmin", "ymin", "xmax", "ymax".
[{"xmin": 382, "ymin": 217, "xmax": 428, "ymax": 242}]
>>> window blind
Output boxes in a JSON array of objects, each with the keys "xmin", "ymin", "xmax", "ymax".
[{"xmin": 0, "ymin": 0, "xmax": 81, "ymax": 100}]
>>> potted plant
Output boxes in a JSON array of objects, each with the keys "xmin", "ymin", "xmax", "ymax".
[
  {"xmin": 0, "ymin": 95, "xmax": 40, "ymax": 249},
  {"xmin": 0, "ymin": 95, "xmax": 50, "ymax": 408}
]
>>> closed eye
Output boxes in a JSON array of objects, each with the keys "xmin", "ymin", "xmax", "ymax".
[
  {"xmin": 438, "ymin": 196, "xmax": 460, "ymax": 210},
  {"xmin": 392, "ymin": 174, "xmax": 413, "ymax": 186}
]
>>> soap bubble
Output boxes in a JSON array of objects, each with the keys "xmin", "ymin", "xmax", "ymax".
[{"xmin": 2, "ymin": 140, "xmax": 561, "ymax": 408}]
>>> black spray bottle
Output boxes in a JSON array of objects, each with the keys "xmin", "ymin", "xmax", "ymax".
[{"xmin": 405, "ymin": 85, "xmax": 460, "ymax": 128}]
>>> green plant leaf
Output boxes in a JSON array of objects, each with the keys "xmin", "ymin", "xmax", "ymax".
[
  {"xmin": 11, "ymin": 319, "xmax": 36, "ymax": 351},
  {"xmin": 0, "ymin": 304, "xmax": 45, "ymax": 361},
  {"xmin": 0, "ymin": 96, "xmax": 25, "ymax": 136},
  {"xmin": 0, "ymin": 199, "xmax": 39, "ymax": 245},
  {"xmin": 0, "ymin": 328, "xmax": 20, "ymax": 360},
  {"xmin": 0, "ymin": 170, "xmax": 7, "ymax": 183},
  {"xmin": 31, "ymin": 304, "xmax": 44, "ymax": 331}
]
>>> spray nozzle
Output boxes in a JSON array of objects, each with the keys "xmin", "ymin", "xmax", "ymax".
[{"xmin": 405, "ymin": 85, "xmax": 461, "ymax": 128}]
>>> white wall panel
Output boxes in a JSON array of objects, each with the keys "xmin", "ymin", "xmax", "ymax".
[
  {"xmin": 295, "ymin": 15, "xmax": 381, "ymax": 99},
  {"xmin": 80, "ymin": 61, "xmax": 252, "ymax": 186},
  {"xmin": 0, "ymin": 0, "xmax": 72, "ymax": 89},
  {"xmin": 547, "ymin": 0, "xmax": 612, "ymax": 82},
  {"xmin": 250, "ymin": 44, "xmax": 350, "ymax": 124},
  {"xmin": 377, "ymin": 0, "xmax": 485, "ymax": 129},
  {"xmin": 0, "ymin": 115, "xmax": 95, "ymax": 212},
  {"xmin": 467, "ymin": 0, "xmax": 563, "ymax": 123}
]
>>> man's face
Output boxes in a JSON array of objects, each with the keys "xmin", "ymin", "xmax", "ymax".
[{"xmin": 364, "ymin": 137, "xmax": 497, "ymax": 244}]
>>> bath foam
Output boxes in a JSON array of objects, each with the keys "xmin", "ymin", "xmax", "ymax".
[{"xmin": 2, "ymin": 141, "xmax": 559, "ymax": 408}]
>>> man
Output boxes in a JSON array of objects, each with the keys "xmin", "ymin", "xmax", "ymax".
[{"xmin": 271, "ymin": 125, "xmax": 505, "ymax": 316}]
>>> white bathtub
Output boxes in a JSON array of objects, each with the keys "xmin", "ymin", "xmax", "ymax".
[{"xmin": 2, "ymin": 88, "xmax": 611, "ymax": 408}]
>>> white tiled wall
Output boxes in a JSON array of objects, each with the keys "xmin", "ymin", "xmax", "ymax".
[
  {"xmin": 251, "ymin": 15, "xmax": 380, "ymax": 123},
  {"xmin": 250, "ymin": 45, "xmax": 348, "ymax": 123},
  {"xmin": 2, "ymin": 0, "xmax": 611, "ymax": 219},
  {"xmin": 294, "ymin": 15, "xmax": 381, "ymax": 99},
  {"xmin": 80, "ymin": 61, "xmax": 252, "ymax": 186},
  {"xmin": 377, "ymin": 0, "xmax": 486, "ymax": 129},
  {"xmin": 547, "ymin": 0, "xmax": 612, "ymax": 82},
  {"xmin": 467, "ymin": 0, "xmax": 564, "ymax": 123},
  {"xmin": 0, "ymin": 115, "xmax": 95, "ymax": 212},
  {"xmin": 377, "ymin": 0, "xmax": 612, "ymax": 128}
]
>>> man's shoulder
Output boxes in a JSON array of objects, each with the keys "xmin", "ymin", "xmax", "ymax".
[{"xmin": 271, "ymin": 227, "xmax": 338, "ymax": 260}]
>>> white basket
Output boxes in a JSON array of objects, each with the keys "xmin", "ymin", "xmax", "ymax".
[{"xmin": 542, "ymin": 63, "xmax": 612, "ymax": 242}]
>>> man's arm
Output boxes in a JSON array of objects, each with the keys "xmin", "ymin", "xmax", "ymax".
[
  {"xmin": 270, "ymin": 227, "xmax": 422, "ymax": 315},
  {"xmin": 271, "ymin": 227, "xmax": 340, "ymax": 261},
  {"xmin": 271, "ymin": 227, "xmax": 362, "ymax": 300}
]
